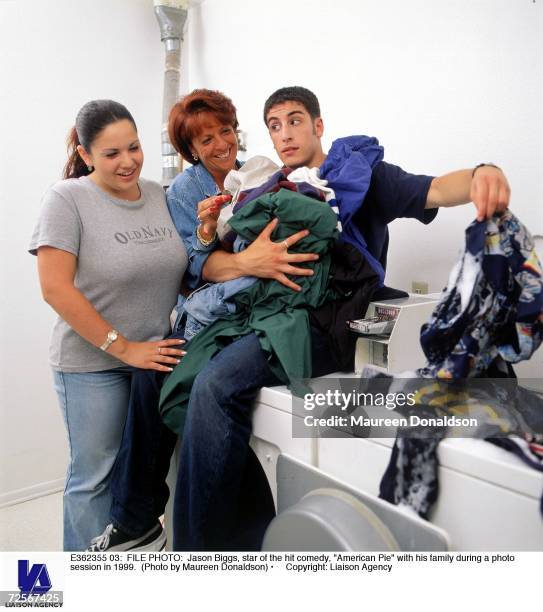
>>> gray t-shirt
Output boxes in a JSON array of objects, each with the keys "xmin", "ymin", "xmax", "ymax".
[{"xmin": 29, "ymin": 176, "xmax": 187, "ymax": 372}]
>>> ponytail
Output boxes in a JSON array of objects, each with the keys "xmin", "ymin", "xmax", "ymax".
[
  {"xmin": 62, "ymin": 100, "xmax": 137, "ymax": 180},
  {"xmin": 63, "ymin": 126, "xmax": 91, "ymax": 179}
]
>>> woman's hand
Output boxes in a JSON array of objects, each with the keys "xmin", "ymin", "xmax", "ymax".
[
  {"xmin": 196, "ymin": 194, "xmax": 232, "ymax": 240},
  {"xmin": 114, "ymin": 338, "xmax": 187, "ymax": 372},
  {"xmin": 238, "ymin": 218, "xmax": 319, "ymax": 291},
  {"xmin": 37, "ymin": 246, "xmax": 186, "ymax": 372}
]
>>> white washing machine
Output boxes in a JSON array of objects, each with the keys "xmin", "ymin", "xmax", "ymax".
[{"xmin": 251, "ymin": 381, "xmax": 543, "ymax": 551}]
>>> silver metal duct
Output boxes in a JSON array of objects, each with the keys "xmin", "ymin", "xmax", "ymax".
[{"xmin": 154, "ymin": 1, "xmax": 189, "ymax": 186}]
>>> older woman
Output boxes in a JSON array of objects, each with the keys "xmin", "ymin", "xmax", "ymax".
[{"xmin": 166, "ymin": 89, "xmax": 240, "ymax": 301}]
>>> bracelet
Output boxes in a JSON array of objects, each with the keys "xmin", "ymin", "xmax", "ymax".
[
  {"xmin": 196, "ymin": 225, "xmax": 217, "ymax": 246},
  {"xmin": 472, "ymin": 163, "xmax": 500, "ymax": 177}
]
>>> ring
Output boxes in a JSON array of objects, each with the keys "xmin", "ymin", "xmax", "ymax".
[
  {"xmin": 282, "ymin": 240, "xmax": 289, "ymax": 250},
  {"xmin": 157, "ymin": 347, "xmax": 162, "ymax": 354}
]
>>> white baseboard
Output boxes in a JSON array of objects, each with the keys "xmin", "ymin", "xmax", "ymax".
[{"xmin": 0, "ymin": 479, "xmax": 64, "ymax": 509}]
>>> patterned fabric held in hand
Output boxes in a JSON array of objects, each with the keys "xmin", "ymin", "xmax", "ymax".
[
  {"xmin": 378, "ymin": 211, "xmax": 543, "ymax": 518},
  {"xmin": 419, "ymin": 210, "xmax": 543, "ymax": 379}
]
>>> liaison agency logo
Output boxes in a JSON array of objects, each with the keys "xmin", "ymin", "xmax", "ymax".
[{"xmin": 0, "ymin": 558, "xmax": 63, "ymax": 607}]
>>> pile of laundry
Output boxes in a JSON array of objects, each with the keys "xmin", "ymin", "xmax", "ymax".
[
  {"xmin": 367, "ymin": 210, "xmax": 543, "ymax": 517},
  {"xmin": 160, "ymin": 146, "xmax": 383, "ymax": 434}
]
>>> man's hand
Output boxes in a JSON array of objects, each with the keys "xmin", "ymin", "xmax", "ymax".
[
  {"xmin": 238, "ymin": 218, "xmax": 319, "ymax": 291},
  {"xmin": 470, "ymin": 166, "xmax": 511, "ymax": 221},
  {"xmin": 427, "ymin": 166, "xmax": 511, "ymax": 220},
  {"xmin": 202, "ymin": 218, "xmax": 319, "ymax": 288}
]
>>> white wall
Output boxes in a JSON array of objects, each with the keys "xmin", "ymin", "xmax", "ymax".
[
  {"xmin": 184, "ymin": 0, "xmax": 543, "ymax": 376},
  {"xmin": 185, "ymin": 0, "xmax": 542, "ymax": 259},
  {"xmin": 0, "ymin": 0, "xmax": 171, "ymax": 505},
  {"xmin": 1, "ymin": 0, "xmax": 542, "ymax": 506}
]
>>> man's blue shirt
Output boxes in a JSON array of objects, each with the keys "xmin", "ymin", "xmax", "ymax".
[{"xmin": 321, "ymin": 136, "xmax": 436, "ymax": 281}]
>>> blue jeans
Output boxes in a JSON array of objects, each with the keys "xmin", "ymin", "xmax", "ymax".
[
  {"xmin": 108, "ymin": 329, "xmax": 338, "ymax": 550},
  {"xmin": 173, "ymin": 330, "xmax": 339, "ymax": 550},
  {"xmin": 109, "ymin": 366, "xmax": 178, "ymax": 537},
  {"xmin": 108, "ymin": 332, "xmax": 276, "ymax": 547},
  {"xmin": 53, "ymin": 367, "xmax": 134, "ymax": 551}
]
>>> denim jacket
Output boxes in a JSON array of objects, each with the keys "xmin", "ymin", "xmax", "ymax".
[
  {"xmin": 182, "ymin": 275, "xmax": 257, "ymax": 339},
  {"xmin": 166, "ymin": 163, "xmax": 221, "ymax": 291},
  {"xmin": 167, "ymin": 162, "xmax": 254, "ymax": 336}
]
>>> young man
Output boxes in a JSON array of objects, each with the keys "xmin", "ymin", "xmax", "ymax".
[
  {"xmin": 90, "ymin": 86, "xmax": 511, "ymax": 552},
  {"xmin": 204, "ymin": 86, "xmax": 510, "ymax": 286},
  {"xmin": 264, "ymin": 87, "xmax": 509, "ymax": 218}
]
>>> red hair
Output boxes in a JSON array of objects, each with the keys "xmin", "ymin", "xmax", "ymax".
[{"xmin": 168, "ymin": 89, "xmax": 238, "ymax": 164}]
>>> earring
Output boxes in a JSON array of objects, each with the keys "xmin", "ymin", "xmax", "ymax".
[
  {"xmin": 192, "ymin": 154, "xmax": 198, "ymax": 161},
  {"xmin": 87, "ymin": 165, "xmax": 94, "ymax": 172}
]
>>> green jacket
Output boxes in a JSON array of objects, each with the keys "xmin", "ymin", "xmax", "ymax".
[{"xmin": 159, "ymin": 188, "xmax": 339, "ymax": 434}]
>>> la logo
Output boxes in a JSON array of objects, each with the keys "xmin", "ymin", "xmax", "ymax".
[{"xmin": 17, "ymin": 560, "xmax": 52, "ymax": 594}]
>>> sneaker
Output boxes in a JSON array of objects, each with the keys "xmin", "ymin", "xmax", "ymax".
[{"xmin": 86, "ymin": 522, "xmax": 166, "ymax": 552}]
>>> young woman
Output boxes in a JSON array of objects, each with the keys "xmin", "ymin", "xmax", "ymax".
[{"xmin": 29, "ymin": 100, "xmax": 188, "ymax": 550}]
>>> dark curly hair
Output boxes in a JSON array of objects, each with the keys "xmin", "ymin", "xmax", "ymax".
[{"xmin": 263, "ymin": 86, "xmax": 321, "ymax": 124}]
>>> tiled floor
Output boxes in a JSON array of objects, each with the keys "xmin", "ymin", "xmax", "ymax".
[{"xmin": 0, "ymin": 492, "xmax": 63, "ymax": 551}]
